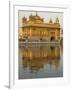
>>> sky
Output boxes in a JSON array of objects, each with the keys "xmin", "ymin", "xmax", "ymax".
[{"xmin": 18, "ymin": 10, "xmax": 63, "ymax": 28}]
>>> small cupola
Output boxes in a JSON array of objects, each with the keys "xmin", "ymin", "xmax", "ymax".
[
  {"xmin": 22, "ymin": 16, "xmax": 27, "ymax": 23},
  {"xmin": 55, "ymin": 17, "xmax": 59, "ymax": 23},
  {"xmin": 49, "ymin": 18, "xmax": 53, "ymax": 23}
]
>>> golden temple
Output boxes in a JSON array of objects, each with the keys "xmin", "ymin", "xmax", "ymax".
[{"xmin": 19, "ymin": 12, "xmax": 61, "ymax": 42}]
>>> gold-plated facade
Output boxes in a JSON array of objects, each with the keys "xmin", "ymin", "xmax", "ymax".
[{"xmin": 19, "ymin": 13, "xmax": 61, "ymax": 42}]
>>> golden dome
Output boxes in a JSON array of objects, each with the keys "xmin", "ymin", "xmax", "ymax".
[
  {"xmin": 22, "ymin": 16, "xmax": 27, "ymax": 20},
  {"xmin": 29, "ymin": 12, "xmax": 42, "ymax": 20},
  {"xmin": 49, "ymin": 18, "xmax": 53, "ymax": 23}
]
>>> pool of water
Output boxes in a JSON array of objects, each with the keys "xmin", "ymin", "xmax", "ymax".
[{"xmin": 19, "ymin": 44, "xmax": 63, "ymax": 79}]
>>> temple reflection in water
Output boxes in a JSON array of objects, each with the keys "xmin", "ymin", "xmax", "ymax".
[{"xmin": 19, "ymin": 44, "xmax": 63, "ymax": 79}]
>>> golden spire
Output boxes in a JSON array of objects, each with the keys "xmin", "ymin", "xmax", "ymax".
[
  {"xmin": 36, "ymin": 11, "xmax": 38, "ymax": 16},
  {"xmin": 30, "ymin": 13, "xmax": 33, "ymax": 17},
  {"xmin": 29, "ymin": 13, "xmax": 33, "ymax": 20},
  {"xmin": 49, "ymin": 18, "xmax": 53, "ymax": 23},
  {"xmin": 55, "ymin": 17, "xmax": 59, "ymax": 23},
  {"xmin": 22, "ymin": 16, "xmax": 27, "ymax": 23}
]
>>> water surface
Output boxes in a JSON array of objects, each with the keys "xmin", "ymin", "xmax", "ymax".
[{"xmin": 19, "ymin": 44, "xmax": 63, "ymax": 79}]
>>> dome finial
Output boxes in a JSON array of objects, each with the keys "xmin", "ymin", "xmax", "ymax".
[
  {"xmin": 36, "ymin": 11, "xmax": 38, "ymax": 16},
  {"xmin": 56, "ymin": 17, "xmax": 59, "ymax": 23},
  {"xmin": 49, "ymin": 18, "xmax": 53, "ymax": 23},
  {"xmin": 30, "ymin": 13, "xmax": 32, "ymax": 16}
]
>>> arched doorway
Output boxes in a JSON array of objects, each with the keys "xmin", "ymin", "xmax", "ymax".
[{"xmin": 50, "ymin": 36, "xmax": 55, "ymax": 41}]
